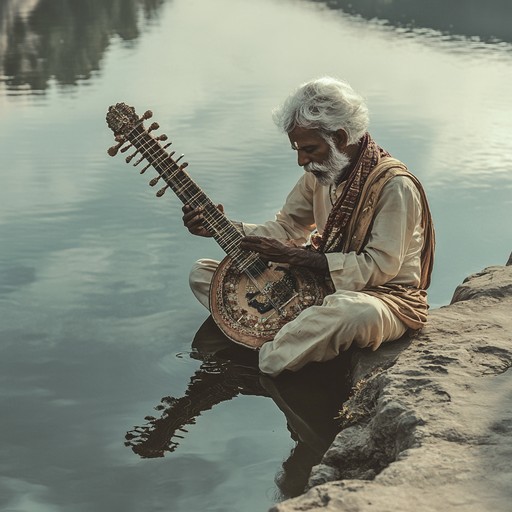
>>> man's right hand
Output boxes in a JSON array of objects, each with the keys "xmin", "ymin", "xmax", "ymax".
[{"xmin": 182, "ymin": 203, "xmax": 224, "ymax": 237}]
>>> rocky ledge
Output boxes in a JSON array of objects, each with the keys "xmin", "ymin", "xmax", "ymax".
[{"xmin": 271, "ymin": 254, "xmax": 512, "ymax": 512}]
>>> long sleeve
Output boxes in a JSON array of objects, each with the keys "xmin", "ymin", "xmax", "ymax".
[
  {"xmin": 241, "ymin": 174, "xmax": 317, "ymax": 244},
  {"xmin": 236, "ymin": 172, "xmax": 424, "ymax": 293}
]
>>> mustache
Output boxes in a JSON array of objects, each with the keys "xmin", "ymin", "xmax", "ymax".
[
  {"xmin": 304, "ymin": 162, "xmax": 330, "ymax": 173},
  {"xmin": 303, "ymin": 146, "xmax": 351, "ymax": 185},
  {"xmin": 304, "ymin": 163, "xmax": 338, "ymax": 186}
]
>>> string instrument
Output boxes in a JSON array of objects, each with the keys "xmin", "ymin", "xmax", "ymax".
[{"xmin": 106, "ymin": 103, "xmax": 333, "ymax": 349}]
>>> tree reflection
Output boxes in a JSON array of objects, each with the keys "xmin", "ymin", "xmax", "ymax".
[
  {"xmin": 308, "ymin": 0, "xmax": 512, "ymax": 43},
  {"xmin": 125, "ymin": 316, "xmax": 353, "ymax": 500},
  {"xmin": 0, "ymin": 0, "xmax": 167, "ymax": 90}
]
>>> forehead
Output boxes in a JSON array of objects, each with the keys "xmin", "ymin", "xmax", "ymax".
[{"xmin": 288, "ymin": 126, "xmax": 325, "ymax": 148}]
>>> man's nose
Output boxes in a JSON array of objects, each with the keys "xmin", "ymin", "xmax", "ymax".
[{"xmin": 297, "ymin": 151, "xmax": 310, "ymax": 167}]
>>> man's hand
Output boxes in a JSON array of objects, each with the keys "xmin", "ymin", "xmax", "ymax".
[
  {"xmin": 182, "ymin": 203, "xmax": 224, "ymax": 238},
  {"xmin": 240, "ymin": 236, "xmax": 293, "ymax": 263},
  {"xmin": 240, "ymin": 236, "xmax": 329, "ymax": 273}
]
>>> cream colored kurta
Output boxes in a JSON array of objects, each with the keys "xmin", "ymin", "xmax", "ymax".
[{"xmin": 189, "ymin": 171, "xmax": 424, "ymax": 376}]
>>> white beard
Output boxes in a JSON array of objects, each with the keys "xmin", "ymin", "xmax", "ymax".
[{"xmin": 304, "ymin": 139, "xmax": 351, "ymax": 186}]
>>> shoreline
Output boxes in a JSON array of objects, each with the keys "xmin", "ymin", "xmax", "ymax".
[{"xmin": 271, "ymin": 252, "xmax": 512, "ymax": 512}]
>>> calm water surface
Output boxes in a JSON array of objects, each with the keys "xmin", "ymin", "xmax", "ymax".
[{"xmin": 1, "ymin": 0, "xmax": 512, "ymax": 510}]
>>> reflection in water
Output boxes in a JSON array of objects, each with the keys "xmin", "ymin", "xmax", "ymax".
[
  {"xmin": 310, "ymin": 0, "xmax": 512, "ymax": 43},
  {"xmin": 3, "ymin": 0, "xmax": 510, "ymax": 95},
  {"xmin": 0, "ymin": 0, "xmax": 166, "ymax": 90},
  {"xmin": 125, "ymin": 316, "xmax": 352, "ymax": 500}
]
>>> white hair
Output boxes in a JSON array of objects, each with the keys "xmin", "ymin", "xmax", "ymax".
[{"xmin": 272, "ymin": 77, "xmax": 369, "ymax": 144}]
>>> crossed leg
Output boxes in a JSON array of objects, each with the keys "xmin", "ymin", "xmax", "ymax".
[{"xmin": 189, "ymin": 258, "xmax": 407, "ymax": 377}]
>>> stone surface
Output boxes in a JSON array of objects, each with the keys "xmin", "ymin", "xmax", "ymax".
[{"xmin": 270, "ymin": 254, "xmax": 512, "ymax": 512}]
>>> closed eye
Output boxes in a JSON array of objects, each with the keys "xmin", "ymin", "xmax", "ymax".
[{"xmin": 291, "ymin": 145, "xmax": 317, "ymax": 154}]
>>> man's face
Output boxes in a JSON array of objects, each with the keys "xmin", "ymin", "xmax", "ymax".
[{"xmin": 288, "ymin": 126, "xmax": 350, "ymax": 186}]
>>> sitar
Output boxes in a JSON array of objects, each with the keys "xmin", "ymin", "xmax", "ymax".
[{"xmin": 106, "ymin": 103, "xmax": 333, "ymax": 349}]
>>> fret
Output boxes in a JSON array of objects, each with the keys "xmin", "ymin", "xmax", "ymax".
[
  {"xmin": 175, "ymin": 179, "xmax": 197, "ymax": 198},
  {"xmin": 162, "ymin": 164, "xmax": 182, "ymax": 183},
  {"xmin": 212, "ymin": 223, "xmax": 236, "ymax": 240},
  {"xmin": 223, "ymin": 238, "xmax": 241, "ymax": 252},
  {"xmin": 183, "ymin": 189, "xmax": 205, "ymax": 205}
]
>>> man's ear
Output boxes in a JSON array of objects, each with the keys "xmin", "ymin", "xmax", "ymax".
[{"xmin": 332, "ymin": 129, "xmax": 348, "ymax": 149}]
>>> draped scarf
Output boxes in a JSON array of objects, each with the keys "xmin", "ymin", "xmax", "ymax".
[{"xmin": 316, "ymin": 133, "xmax": 390, "ymax": 253}]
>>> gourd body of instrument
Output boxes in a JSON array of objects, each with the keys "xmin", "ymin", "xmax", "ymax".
[{"xmin": 210, "ymin": 257, "xmax": 331, "ymax": 348}]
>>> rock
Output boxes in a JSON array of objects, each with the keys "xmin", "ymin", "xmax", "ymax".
[{"xmin": 270, "ymin": 253, "xmax": 512, "ymax": 512}]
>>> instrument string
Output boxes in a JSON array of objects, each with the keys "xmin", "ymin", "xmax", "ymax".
[
  {"xmin": 129, "ymin": 125, "xmax": 298, "ymax": 311},
  {"xmin": 140, "ymin": 129, "xmax": 297, "ymax": 310},
  {"xmin": 131, "ymin": 129, "xmax": 252, "ymax": 263}
]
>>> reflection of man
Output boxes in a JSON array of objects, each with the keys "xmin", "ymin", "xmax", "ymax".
[{"xmin": 182, "ymin": 77, "xmax": 435, "ymax": 377}]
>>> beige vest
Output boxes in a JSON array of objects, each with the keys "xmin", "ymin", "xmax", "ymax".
[{"xmin": 344, "ymin": 158, "xmax": 435, "ymax": 330}]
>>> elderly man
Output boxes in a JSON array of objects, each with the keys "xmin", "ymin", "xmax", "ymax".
[{"xmin": 182, "ymin": 77, "xmax": 435, "ymax": 377}]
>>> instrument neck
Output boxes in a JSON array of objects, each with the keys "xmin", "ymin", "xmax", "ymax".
[{"xmin": 128, "ymin": 126, "xmax": 256, "ymax": 267}]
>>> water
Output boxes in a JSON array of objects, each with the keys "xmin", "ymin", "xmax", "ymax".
[{"xmin": 1, "ymin": 0, "xmax": 511, "ymax": 510}]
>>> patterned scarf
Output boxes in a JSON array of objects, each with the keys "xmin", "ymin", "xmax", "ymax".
[{"xmin": 316, "ymin": 133, "xmax": 390, "ymax": 254}]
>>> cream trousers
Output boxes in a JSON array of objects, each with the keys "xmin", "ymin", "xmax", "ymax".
[{"xmin": 189, "ymin": 258, "xmax": 407, "ymax": 377}]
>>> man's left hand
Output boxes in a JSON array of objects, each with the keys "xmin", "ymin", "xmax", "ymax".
[
  {"xmin": 240, "ymin": 236, "xmax": 329, "ymax": 273},
  {"xmin": 240, "ymin": 236, "xmax": 293, "ymax": 264}
]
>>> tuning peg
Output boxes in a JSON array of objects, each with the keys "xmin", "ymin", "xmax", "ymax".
[
  {"xmin": 133, "ymin": 154, "xmax": 146, "ymax": 167},
  {"xmin": 175, "ymin": 154, "xmax": 185, "ymax": 164},
  {"xmin": 139, "ymin": 142, "xmax": 173, "ymax": 174},
  {"xmin": 148, "ymin": 122, "xmax": 159, "ymax": 133},
  {"xmin": 107, "ymin": 136, "xmax": 128, "ymax": 157},
  {"xmin": 140, "ymin": 162, "xmax": 152, "ymax": 174},
  {"xmin": 156, "ymin": 185, "xmax": 169, "ymax": 197},
  {"xmin": 154, "ymin": 163, "xmax": 189, "ymax": 197},
  {"xmin": 156, "ymin": 134, "xmax": 168, "ymax": 141},
  {"xmin": 107, "ymin": 143, "xmax": 122, "ymax": 157},
  {"xmin": 149, "ymin": 152, "xmax": 176, "ymax": 184},
  {"xmin": 126, "ymin": 150, "xmax": 140, "ymax": 163},
  {"xmin": 141, "ymin": 110, "xmax": 153, "ymax": 121},
  {"xmin": 120, "ymin": 143, "xmax": 133, "ymax": 153},
  {"xmin": 149, "ymin": 175, "xmax": 162, "ymax": 187}
]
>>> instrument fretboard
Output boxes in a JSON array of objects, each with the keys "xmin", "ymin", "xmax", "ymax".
[{"xmin": 128, "ymin": 125, "xmax": 262, "ymax": 272}]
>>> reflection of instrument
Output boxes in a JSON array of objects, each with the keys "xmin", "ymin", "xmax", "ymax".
[
  {"xmin": 126, "ymin": 316, "xmax": 351, "ymax": 499},
  {"xmin": 106, "ymin": 103, "xmax": 333, "ymax": 348}
]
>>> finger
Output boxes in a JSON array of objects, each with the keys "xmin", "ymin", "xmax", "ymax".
[
  {"xmin": 182, "ymin": 205, "xmax": 204, "ymax": 221},
  {"xmin": 189, "ymin": 213, "xmax": 207, "ymax": 229},
  {"xmin": 243, "ymin": 237, "xmax": 281, "ymax": 251},
  {"xmin": 241, "ymin": 235, "xmax": 262, "ymax": 244},
  {"xmin": 240, "ymin": 237, "xmax": 262, "ymax": 250},
  {"xmin": 182, "ymin": 203, "xmax": 202, "ymax": 216},
  {"xmin": 183, "ymin": 215, "xmax": 206, "ymax": 234},
  {"xmin": 182, "ymin": 210, "xmax": 200, "ymax": 225},
  {"xmin": 216, "ymin": 203, "xmax": 224, "ymax": 214}
]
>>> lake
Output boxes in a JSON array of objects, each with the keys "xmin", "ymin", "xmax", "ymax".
[{"xmin": 1, "ymin": 0, "xmax": 511, "ymax": 511}]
